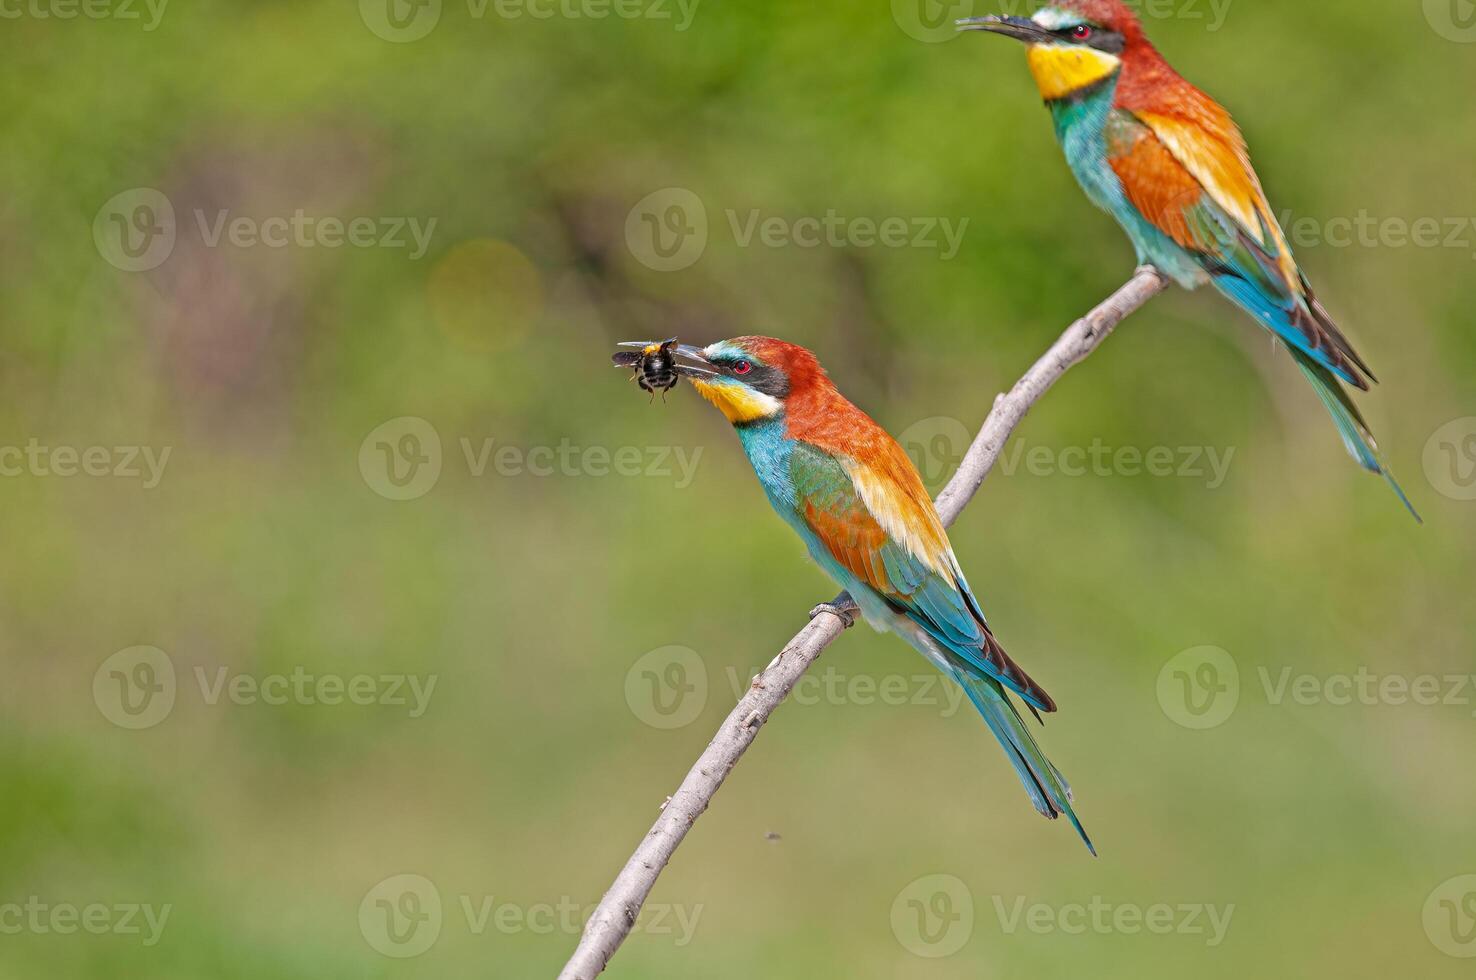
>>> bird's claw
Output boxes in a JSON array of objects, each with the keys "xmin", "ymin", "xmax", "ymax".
[{"xmin": 809, "ymin": 601, "xmax": 855, "ymax": 629}]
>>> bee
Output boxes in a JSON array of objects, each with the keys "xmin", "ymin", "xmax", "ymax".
[{"xmin": 612, "ymin": 338, "xmax": 680, "ymax": 400}]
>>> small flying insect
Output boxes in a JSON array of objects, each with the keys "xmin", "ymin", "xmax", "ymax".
[{"xmin": 613, "ymin": 338, "xmax": 680, "ymax": 401}]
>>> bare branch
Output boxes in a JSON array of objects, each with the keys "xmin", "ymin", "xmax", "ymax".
[{"xmin": 559, "ymin": 266, "xmax": 1170, "ymax": 980}]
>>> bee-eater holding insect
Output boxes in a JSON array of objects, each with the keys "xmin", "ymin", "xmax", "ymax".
[
  {"xmin": 644, "ymin": 336, "xmax": 1093, "ymax": 853},
  {"xmin": 959, "ymin": 1, "xmax": 1419, "ymax": 519}
]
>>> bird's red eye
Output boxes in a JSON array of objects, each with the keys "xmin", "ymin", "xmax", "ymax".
[
  {"xmin": 733, "ymin": 360, "xmax": 753, "ymax": 375},
  {"xmin": 1071, "ymin": 24, "xmax": 1092, "ymax": 40}
]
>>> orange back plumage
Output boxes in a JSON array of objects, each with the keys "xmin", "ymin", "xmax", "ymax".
[{"xmin": 730, "ymin": 337, "xmax": 939, "ymax": 520}]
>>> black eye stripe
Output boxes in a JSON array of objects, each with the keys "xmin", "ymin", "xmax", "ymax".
[
  {"xmin": 1056, "ymin": 25, "xmax": 1126, "ymax": 55},
  {"xmin": 715, "ymin": 358, "xmax": 789, "ymax": 399}
]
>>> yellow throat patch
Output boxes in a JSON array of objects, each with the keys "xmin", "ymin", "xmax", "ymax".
[
  {"xmin": 1026, "ymin": 44, "xmax": 1121, "ymax": 101},
  {"xmin": 689, "ymin": 379, "xmax": 781, "ymax": 424}
]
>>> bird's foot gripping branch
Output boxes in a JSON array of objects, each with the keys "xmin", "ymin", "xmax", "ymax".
[{"xmin": 809, "ymin": 598, "xmax": 856, "ymax": 630}]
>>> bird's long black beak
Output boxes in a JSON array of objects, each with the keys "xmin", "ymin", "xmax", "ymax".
[
  {"xmin": 673, "ymin": 344, "xmax": 718, "ymax": 380},
  {"xmin": 956, "ymin": 14, "xmax": 1053, "ymax": 43}
]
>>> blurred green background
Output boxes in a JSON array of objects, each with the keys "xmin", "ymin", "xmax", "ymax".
[{"xmin": 3, "ymin": 0, "xmax": 1475, "ymax": 976}]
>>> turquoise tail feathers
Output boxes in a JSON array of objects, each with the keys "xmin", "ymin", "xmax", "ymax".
[
  {"xmin": 954, "ymin": 667, "xmax": 1096, "ymax": 856},
  {"xmin": 1206, "ymin": 268, "xmax": 1420, "ymax": 522},
  {"xmin": 1288, "ymin": 347, "xmax": 1422, "ymax": 523}
]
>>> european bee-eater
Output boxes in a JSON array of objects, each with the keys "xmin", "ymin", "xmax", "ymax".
[
  {"xmin": 656, "ymin": 335, "xmax": 1093, "ymax": 853},
  {"xmin": 960, "ymin": 1, "xmax": 1418, "ymax": 518}
]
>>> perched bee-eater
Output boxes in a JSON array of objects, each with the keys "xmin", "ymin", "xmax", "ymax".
[
  {"xmin": 652, "ymin": 335, "xmax": 1092, "ymax": 853},
  {"xmin": 960, "ymin": 1, "xmax": 1418, "ymax": 518}
]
